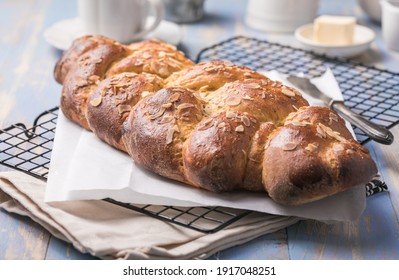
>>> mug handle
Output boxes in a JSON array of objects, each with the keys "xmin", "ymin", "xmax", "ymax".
[{"xmin": 131, "ymin": 0, "xmax": 164, "ymax": 40}]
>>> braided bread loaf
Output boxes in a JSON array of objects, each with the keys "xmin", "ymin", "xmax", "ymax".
[{"xmin": 54, "ymin": 35, "xmax": 377, "ymax": 205}]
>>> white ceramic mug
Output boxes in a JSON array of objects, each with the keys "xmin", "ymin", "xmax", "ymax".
[
  {"xmin": 78, "ymin": 0, "xmax": 164, "ymax": 43},
  {"xmin": 381, "ymin": 0, "xmax": 399, "ymax": 51},
  {"xmin": 359, "ymin": 0, "xmax": 382, "ymax": 22},
  {"xmin": 245, "ymin": 0, "xmax": 319, "ymax": 33}
]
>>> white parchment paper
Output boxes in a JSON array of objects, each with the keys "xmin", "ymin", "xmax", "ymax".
[{"xmin": 45, "ymin": 69, "xmax": 366, "ymax": 221}]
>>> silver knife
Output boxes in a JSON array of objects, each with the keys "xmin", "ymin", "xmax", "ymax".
[{"xmin": 287, "ymin": 75, "xmax": 394, "ymax": 145}]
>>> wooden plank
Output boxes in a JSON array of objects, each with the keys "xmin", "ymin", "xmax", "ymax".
[
  {"xmin": 0, "ymin": 0, "xmax": 72, "ymax": 128},
  {"xmin": 366, "ymin": 125, "xmax": 399, "ymax": 225},
  {"xmin": 45, "ymin": 237, "xmax": 98, "ymax": 260},
  {"xmin": 287, "ymin": 192, "xmax": 399, "ymax": 259},
  {"xmin": 210, "ymin": 229, "xmax": 289, "ymax": 260},
  {"xmin": 0, "ymin": 209, "xmax": 50, "ymax": 259}
]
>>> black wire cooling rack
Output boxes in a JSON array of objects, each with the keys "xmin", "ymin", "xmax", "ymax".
[
  {"xmin": 196, "ymin": 36, "xmax": 399, "ymax": 144},
  {"xmin": 0, "ymin": 36, "xmax": 394, "ymax": 233}
]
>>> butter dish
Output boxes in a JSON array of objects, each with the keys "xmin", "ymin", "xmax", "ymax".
[{"xmin": 294, "ymin": 23, "xmax": 375, "ymax": 58}]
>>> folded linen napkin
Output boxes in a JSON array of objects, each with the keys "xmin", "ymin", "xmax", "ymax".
[{"xmin": 0, "ymin": 171, "xmax": 299, "ymax": 260}]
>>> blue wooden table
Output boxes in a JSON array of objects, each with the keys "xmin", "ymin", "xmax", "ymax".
[{"xmin": 1, "ymin": 0, "xmax": 399, "ymax": 259}]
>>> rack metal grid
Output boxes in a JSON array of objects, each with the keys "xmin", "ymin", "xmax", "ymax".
[{"xmin": 1, "ymin": 36, "xmax": 393, "ymax": 233}]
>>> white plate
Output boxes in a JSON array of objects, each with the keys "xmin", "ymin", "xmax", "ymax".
[
  {"xmin": 294, "ymin": 23, "xmax": 376, "ymax": 58},
  {"xmin": 44, "ymin": 17, "xmax": 182, "ymax": 50}
]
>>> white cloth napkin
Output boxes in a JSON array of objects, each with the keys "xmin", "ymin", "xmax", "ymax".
[{"xmin": 0, "ymin": 171, "xmax": 300, "ymax": 260}]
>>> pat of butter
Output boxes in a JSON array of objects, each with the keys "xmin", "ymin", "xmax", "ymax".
[{"xmin": 313, "ymin": 15, "xmax": 356, "ymax": 45}]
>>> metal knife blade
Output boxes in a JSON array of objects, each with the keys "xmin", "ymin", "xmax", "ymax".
[
  {"xmin": 287, "ymin": 76, "xmax": 334, "ymax": 106},
  {"xmin": 287, "ymin": 75, "xmax": 394, "ymax": 145}
]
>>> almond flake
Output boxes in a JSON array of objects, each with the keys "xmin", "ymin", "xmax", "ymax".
[
  {"xmin": 149, "ymin": 108, "xmax": 165, "ymax": 120},
  {"xmin": 124, "ymin": 72, "xmax": 137, "ymax": 78},
  {"xmin": 173, "ymin": 124, "xmax": 180, "ymax": 133},
  {"xmin": 223, "ymin": 60, "xmax": 235, "ymax": 67},
  {"xmin": 90, "ymin": 96, "xmax": 102, "ymax": 107},
  {"xmin": 159, "ymin": 66, "xmax": 170, "ymax": 77},
  {"xmin": 88, "ymin": 75, "xmax": 100, "ymax": 84},
  {"xmin": 347, "ymin": 149, "xmax": 355, "ymax": 155},
  {"xmin": 225, "ymin": 96, "xmax": 241, "ymax": 106},
  {"xmin": 199, "ymin": 118, "xmax": 213, "ymax": 131},
  {"xmin": 204, "ymin": 66, "xmax": 215, "ymax": 72},
  {"xmin": 165, "ymin": 128, "xmax": 175, "ymax": 145},
  {"xmin": 235, "ymin": 125, "xmax": 245, "ymax": 133},
  {"xmin": 177, "ymin": 103, "xmax": 195, "ymax": 110},
  {"xmin": 329, "ymin": 113, "xmax": 339, "ymax": 121},
  {"xmin": 170, "ymin": 92, "xmax": 180, "ymax": 102},
  {"xmin": 319, "ymin": 123, "xmax": 346, "ymax": 142},
  {"xmin": 282, "ymin": 87, "xmax": 296, "ymax": 97},
  {"xmin": 199, "ymin": 85, "xmax": 209, "ymax": 92},
  {"xmin": 241, "ymin": 116, "xmax": 251, "ymax": 127},
  {"xmin": 76, "ymin": 79, "xmax": 88, "ymax": 87},
  {"xmin": 292, "ymin": 121, "xmax": 308, "ymax": 127},
  {"xmin": 243, "ymin": 83, "xmax": 260, "ymax": 89},
  {"xmin": 325, "ymin": 129, "xmax": 339, "ymax": 138},
  {"xmin": 320, "ymin": 123, "xmax": 335, "ymax": 136},
  {"xmin": 329, "ymin": 113, "xmax": 339, "ymax": 125},
  {"xmin": 333, "ymin": 144, "xmax": 345, "ymax": 152},
  {"xmin": 167, "ymin": 58, "xmax": 182, "ymax": 68},
  {"xmin": 113, "ymin": 84, "xmax": 125, "ymax": 94},
  {"xmin": 141, "ymin": 91, "xmax": 152, "ymax": 98},
  {"xmin": 226, "ymin": 111, "xmax": 236, "ymax": 119},
  {"xmin": 218, "ymin": 122, "xmax": 226, "ymax": 128},
  {"xmin": 316, "ymin": 124, "xmax": 326, "ymax": 138},
  {"xmin": 158, "ymin": 115, "xmax": 175, "ymax": 124},
  {"xmin": 305, "ymin": 143, "xmax": 317, "ymax": 153},
  {"xmin": 162, "ymin": 102, "xmax": 173, "ymax": 109},
  {"xmin": 142, "ymin": 53, "xmax": 152, "ymax": 59},
  {"xmin": 292, "ymin": 105, "xmax": 299, "ymax": 111},
  {"xmin": 334, "ymin": 134, "xmax": 346, "ymax": 142},
  {"xmin": 242, "ymin": 95, "xmax": 254, "ymax": 101},
  {"xmin": 117, "ymin": 104, "xmax": 131, "ymax": 114},
  {"xmin": 282, "ymin": 142, "xmax": 297, "ymax": 151}
]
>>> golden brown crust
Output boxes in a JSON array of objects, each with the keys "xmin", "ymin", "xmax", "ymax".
[
  {"xmin": 86, "ymin": 73, "xmax": 164, "ymax": 151},
  {"xmin": 59, "ymin": 39, "xmax": 129, "ymax": 130},
  {"xmin": 54, "ymin": 35, "xmax": 378, "ymax": 205},
  {"xmin": 107, "ymin": 40, "xmax": 195, "ymax": 78},
  {"xmin": 262, "ymin": 106, "xmax": 377, "ymax": 205},
  {"xmin": 183, "ymin": 111, "xmax": 260, "ymax": 192},
  {"xmin": 165, "ymin": 60, "xmax": 268, "ymax": 91},
  {"xmin": 204, "ymin": 78, "xmax": 309, "ymax": 124},
  {"xmin": 242, "ymin": 122, "xmax": 276, "ymax": 192},
  {"xmin": 123, "ymin": 87, "xmax": 204, "ymax": 183},
  {"xmin": 54, "ymin": 35, "xmax": 123, "ymax": 84}
]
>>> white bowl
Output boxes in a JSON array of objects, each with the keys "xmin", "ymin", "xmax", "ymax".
[{"xmin": 294, "ymin": 23, "xmax": 376, "ymax": 58}]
